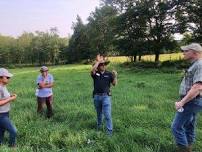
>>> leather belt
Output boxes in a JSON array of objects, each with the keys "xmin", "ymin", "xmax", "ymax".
[{"xmin": 95, "ymin": 93, "xmax": 108, "ymax": 96}]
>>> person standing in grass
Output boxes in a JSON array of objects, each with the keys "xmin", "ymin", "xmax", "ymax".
[
  {"xmin": 36, "ymin": 66, "xmax": 54, "ymax": 118},
  {"xmin": 91, "ymin": 55, "xmax": 118, "ymax": 135},
  {"xmin": 171, "ymin": 43, "xmax": 202, "ymax": 152},
  {"xmin": 0, "ymin": 68, "xmax": 17, "ymax": 147}
]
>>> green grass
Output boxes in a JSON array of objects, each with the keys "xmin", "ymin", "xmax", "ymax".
[{"xmin": 1, "ymin": 64, "xmax": 202, "ymax": 152}]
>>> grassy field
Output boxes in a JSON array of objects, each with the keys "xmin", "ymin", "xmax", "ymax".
[{"xmin": 1, "ymin": 63, "xmax": 202, "ymax": 152}]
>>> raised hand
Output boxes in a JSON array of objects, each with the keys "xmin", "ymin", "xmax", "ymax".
[{"xmin": 96, "ymin": 54, "xmax": 104, "ymax": 63}]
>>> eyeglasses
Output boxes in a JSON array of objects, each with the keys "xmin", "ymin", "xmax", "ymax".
[{"xmin": 5, "ymin": 77, "xmax": 10, "ymax": 79}]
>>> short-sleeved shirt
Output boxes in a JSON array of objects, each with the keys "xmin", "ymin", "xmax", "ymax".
[
  {"xmin": 179, "ymin": 59, "xmax": 202, "ymax": 96},
  {"xmin": 91, "ymin": 70, "xmax": 114, "ymax": 95},
  {"xmin": 36, "ymin": 74, "xmax": 54, "ymax": 98},
  {"xmin": 0, "ymin": 85, "xmax": 11, "ymax": 113}
]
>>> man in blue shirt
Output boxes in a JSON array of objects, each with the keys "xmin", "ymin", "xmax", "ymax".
[
  {"xmin": 91, "ymin": 55, "xmax": 117, "ymax": 135},
  {"xmin": 36, "ymin": 66, "xmax": 54, "ymax": 118}
]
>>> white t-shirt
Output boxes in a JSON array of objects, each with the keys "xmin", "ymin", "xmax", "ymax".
[
  {"xmin": 0, "ymin": 85, "xmax": 11, "ymax": 113},
  {"xmin": 36, "ymin": 74, "xmax": 54, "ymax": 97}
]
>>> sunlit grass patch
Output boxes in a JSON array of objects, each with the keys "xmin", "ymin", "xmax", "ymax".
[{"xmin": 108, "ymin": 53, "xmax": 183, "ymax": 63}]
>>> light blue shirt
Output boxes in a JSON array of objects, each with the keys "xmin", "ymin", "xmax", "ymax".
[{"xmin": 36, "ymin": 74, "xmax": 54, "ymax": 97}]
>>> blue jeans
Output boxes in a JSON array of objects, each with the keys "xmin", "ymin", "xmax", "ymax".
[
  {"xmin": 0, "ymin": 113, "xmax": 17, "ymax": 146},
  {"xmin": 93, "ymin": 95, "xmax": 113, "ymax": 134},
  {"xmin": 171, "ymin": 97, "xmax": 202, "ymax": 146}
]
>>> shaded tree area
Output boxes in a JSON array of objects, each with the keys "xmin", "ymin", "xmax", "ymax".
[{"xmin": 68, "ymin": 0, "xmax": 201, "ymax": 62}]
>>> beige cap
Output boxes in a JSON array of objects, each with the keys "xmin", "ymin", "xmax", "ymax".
[
  {"xmin": 181, "ymin": 43, "xmax": 202, "ymax": 52},
  {"xmin": 40, "ymin": 66, "xmax": 48, "ymax": 72},
  {"xmin": 0, "ymin": 68, "xmax": 13, "ymax": 77}
]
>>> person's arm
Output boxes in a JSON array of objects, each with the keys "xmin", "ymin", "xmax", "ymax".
[
  {"xmin": 111, "ymin": 70, "xmax": 118, "ymax": 86},
  {"xmin": 91, "ymin": 62, "xmax": 100, "ymax": 75},
  {"xmin": 175, "ymin": 83, "xmax": 202, "ymax": 110},
  {"xmin": 91, "ymin": 54, "xmax": 104, "ymax": 75},
  {"xmin": 44, "ymin": 83, "xmax": 54, "ymax": 88},
  {"xmin": 0, "ymin": 94, "xmax": 17, "ymax": 106},
  {"xmin": 38, "ymin": 82, "xmax": 45, "ymax": 89},
  {"xmin": 39, "ymin": 76, "xmax": 54, "ymax": 88}
]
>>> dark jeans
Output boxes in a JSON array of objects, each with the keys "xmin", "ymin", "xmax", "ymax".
[
  {"xmin": 171, "ymin": 97, "xmax": 202, "ymax": 146},
  {"xmin": 0, "ymin": 112, "xmax": 17, "ymax": 147},
  {"xmin": 93, "ymin": 95, "xmax": 112, "ymax": 134},
  {"xmin": 37, "ymin": 95, "xmax": 53, "ymax": 118}
]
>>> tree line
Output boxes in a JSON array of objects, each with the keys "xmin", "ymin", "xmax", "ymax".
[
  {"xmin": 68, "ymin": 0, "xmax": 201, "ymax": 62},
  {"xmin": 0, "ymin": 0, "xmax": 201, "ymax": 65},
  {"xmin": 0, "ymin": 28, "xmax": 68, "ymax": 65}
]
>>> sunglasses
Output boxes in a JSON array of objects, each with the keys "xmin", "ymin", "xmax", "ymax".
[
  {"xmin": 5, "ymin": 77, "xmax": 10, "ymax": 79},
  {"xmin": 41, "ymin": 70, "xmax": 48, "ymax": 72},
  {"xmin": 98, "ymin": 63, "xmax": 105, "ymax": 66},
  {"xmin": 182, "ymin": 49, "xmax": 192, "ymax": 52}
]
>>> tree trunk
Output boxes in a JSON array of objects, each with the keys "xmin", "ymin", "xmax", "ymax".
[
  {"xmin": 138, "ymin": 55, "xmax": 142, "ymax": 61},
  {"xmin": 155, "ymin": 53, "xmax": 160, "ymax": 62},
  {"xmin": 133, "ymin": 55, "xmax": 137, "ymax": 62}
]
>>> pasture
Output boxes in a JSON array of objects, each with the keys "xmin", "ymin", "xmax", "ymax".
[{"xmin": 1, "ymin": 63, "xmax": 202, "ymax": 152}]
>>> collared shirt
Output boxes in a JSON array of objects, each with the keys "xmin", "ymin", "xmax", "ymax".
[
  {"xmin": 91, "ymin": 70, "xmax": 114, "ymax": 95},
  {"xmin": 36, "ymin": 74, "xmax": 54, "ymax": 97},
  {"xmin": 179, "ymin": 59, "xmax": 202, "ymax": 96},
  {"xmin": 0, "ymin": 85, "xmax": 10, "ymax": 113}
]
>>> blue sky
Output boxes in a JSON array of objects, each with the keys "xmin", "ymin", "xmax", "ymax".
[{"xmin": 0, "ymin": 0, "xmax": 100, "ymax": 37}]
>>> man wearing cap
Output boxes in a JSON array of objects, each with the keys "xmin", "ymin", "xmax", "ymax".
[
  {"xmin": 171, "ymin": 43, "xmax": 202, "ymax": 152},
  {"xmin": 36, "ymin": 66, "xmax": 54, "ymax": 118},
  {"xmin": 0, "ymin": 68, "xmax": 17, "ymax": 147},
  {"xmin": 91, "ymin": 55, "xmax": 117, "ymax": 135}
]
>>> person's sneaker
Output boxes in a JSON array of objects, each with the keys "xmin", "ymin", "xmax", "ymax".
[
  {"xmin": 187, "ymin": 145, "xmax": 192, "ymax": 152},
  {"xmin": 177, "ymin": 145, "xmax": 189, "ymax": 152},
  {"xmin": 47, "ymin": 112, "xmax": 54, "ymax": 118},
  {"xmin": 107, "ymin": 130, "xmax": 113, "ymax": 136}
]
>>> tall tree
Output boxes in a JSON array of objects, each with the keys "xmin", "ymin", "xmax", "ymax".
[
  {"xmin": 87, "ymin": 5, "xmax": 118, "ymax": 56},
  {"xmin": 176, "ymin": 0, "xmax": 202, "ymax": 43},
  {"xmin": 67, "ymin": 15, "xmax": 91, "ymax": 63}
]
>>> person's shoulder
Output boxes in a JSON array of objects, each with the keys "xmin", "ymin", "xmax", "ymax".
[
  {"xmin": 195, "ymin": 59, "xmax": 202, "ymax": 68},
  {"xmin": 197, "ymin": 59, "xmax": 202, "ymax": 65},
  {"xmin": 105, "ymin": 70, "xmax": 112, "ymax": 75},
  {"xmin": 48, "ymin": 74, "xmax": 54, "ymax": 80},
  {"xmin": 48, "ymin": 73, "xmax": 53, "ymax": 77}
]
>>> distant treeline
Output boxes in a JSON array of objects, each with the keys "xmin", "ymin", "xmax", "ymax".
[
  {"xmin": 0, "ymin": 0, "xmax": 201, "ymax": 65},
  {"xmin": 0, "ymin": 28, "xmax": 68, "ymax": 65}
]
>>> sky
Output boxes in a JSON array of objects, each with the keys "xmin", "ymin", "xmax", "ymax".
[{"xmin": 0, "ymin": 0, "xmax": 100, "ymax": 38}]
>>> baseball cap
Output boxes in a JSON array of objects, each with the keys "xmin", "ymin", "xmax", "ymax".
[
  {"xmin": 181, "ymin": 43, "xmax": 202, "ymax": 52},
  {"xmin": 0, "ymin": 68, "xmax": 13, "ymax": 78},
  {"xmin": 40, "ymin": 66, "xmax": 48, "ymax": 72}
]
